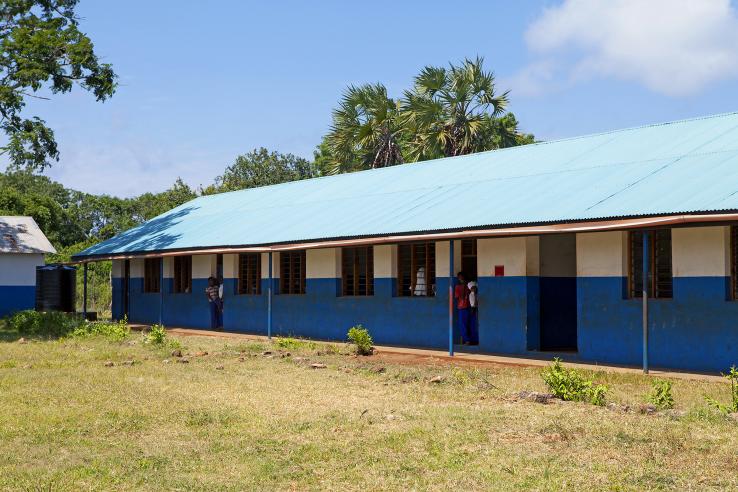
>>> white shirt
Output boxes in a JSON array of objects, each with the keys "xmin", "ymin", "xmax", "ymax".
[{"xmin": 468, "ymin": 281, "xmax": 478, "ymax": 307}]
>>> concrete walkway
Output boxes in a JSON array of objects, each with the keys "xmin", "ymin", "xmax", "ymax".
[{"xmin": 130, "ymin": 324, "xmax": 726, "ymax": 383}]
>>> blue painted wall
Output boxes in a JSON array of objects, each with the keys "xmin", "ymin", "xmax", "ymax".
[
  {"xmin": 577, "ymin": 276, "xmax": 738, "ymax": 373},
  {"xmin": 119, "ymin": 276, "xmax": 450, "ymax": 349},
  {"xmin": 114, "ymin": 273, "xmax": 738, "ymax": 373},
  {"xmin": 0, "ymin": 285, "xmax": 35, "ymax": 318}
]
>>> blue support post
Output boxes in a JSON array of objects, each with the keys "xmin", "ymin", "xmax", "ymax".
[
  {"xmin": 448, "ymin": 240, "xmax": 454, "ymax": 356},
  {"xmin": 268, "ymin": 252, "xmax": 273, "ymax": 340},
  {"xmin": 642, "ymin": 231, "xmax": 649, "ymax": 374},
  {"xmin": 82, "ymin": 262, "xmax": 88, "ymax": 319},
  {"xmin": 159, "ymin": 257, "xmax": 164, "ymax": 326}
]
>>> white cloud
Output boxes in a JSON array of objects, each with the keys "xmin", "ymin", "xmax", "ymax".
[{"xmin": 518, "ymin": 0, "xmax": 738, "ymax": 96}]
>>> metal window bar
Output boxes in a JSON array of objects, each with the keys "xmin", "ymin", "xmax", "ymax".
[
  {"xmin": 342, "ymin": 246, "xmax": 374, "ymax": 296},
  {"xmin": 238, "ymin": 253, "xmax": 261, "ymax": 295},
  {"xmin": 398, "ymin": 242, "xmax": 435, "ymax": 297},
  {"xmin": 280, "ymin": 250, "xmax": 306, "ymax": 294},
  {"xmin": 174, "ymin": 256, "xmax": 192, "ymax": 293},
  {"xmin": 629, "ymin": 230, "xmax": 672, "ymax": 299},
  {"xmin": 144, "ymin": 258, "xmax": 160, "ymax": 293}
]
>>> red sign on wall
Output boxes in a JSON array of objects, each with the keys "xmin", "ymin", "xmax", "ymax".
[{"xmin": 494, "ymin": 265, "xmax": 505, "ymax": 277}]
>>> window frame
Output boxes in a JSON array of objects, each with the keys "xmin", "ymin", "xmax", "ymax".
[
  {"xmin": 173, "ymin": 255, "xmax": 192, "ymax": 294},
  {"xmin": 143, "ymin": 257, "xmax": 161, "ymax": 294},
  {"xmin": 341, "ymin": 246, "xmax": 374, "ymax": 296},
  {"xmin": 280, "ymin": 250, "xmax": 306, "ymax": 295},
  {"xmin": 238, "ymin": 253, "xmax": 262, "ymax": 295},
  {"xmin": 628, "ymin": 229, "xmax": 672, "ymax": 299},
  {"xmin": 397, "ymin": 241, "xmax": 436, "ymax": 297}
]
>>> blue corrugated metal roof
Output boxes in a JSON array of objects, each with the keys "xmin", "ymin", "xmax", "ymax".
[{"xmin": 75, "ymin": 111, "xmax": 738, "ymax": 259}]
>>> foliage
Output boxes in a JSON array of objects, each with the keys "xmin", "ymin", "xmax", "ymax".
[
  {"xmin": 705, "ymin": 366, "xmax": 738, "ymax": 414},
  {"xmin": 648, "ymin": 379, "xmax": 675, "ymax": 410},
  {"xmin": 0, "ymin": 0, "xmax": 117, "ymax": 171},
  {"xmin": 212, "ymin": 148, "xmax": 320, "ymax": 192},
  {"xmin": 71, "ymin": 317, "xmax": 130, "ymax": 341},
  {"xmin": 347, "ymin": 324, "xmax": 373, "ymax": 355},
  {"xmin": 145, "ymin": 324, "xmax": 167, "ymax": 345},
  {"xmin": 274, "ymin": 336, "xmax": 318, "ymax": 351},
  {"xmin": 402, "ymin": 57, "xmax": 528, "ymax": 160},
  {"xmin": 541, "ymin": 358, "xmax": 608, "ymax": 406},
  {"xmin": 5, "ymin": 309, "xmax": 83, "ymax": 337},
  {"xmin": 325, "ymin": 84, "xmax": 405, "ymax": 174}
]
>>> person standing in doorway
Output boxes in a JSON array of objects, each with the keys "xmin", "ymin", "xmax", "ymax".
[
  {"xmin": 205, "ymin": 276, "xmax": 220, "ymax": 330},
  {"xmin": 216, "ymin": 275, "xmax": 224, "ymax": 329},
  {"xmin": 454, "ymin": 272, "xmax": 472, "ymax": 344},
  {"xmin": 467, "ymin": 280, "xmax": 479, "ymax": 345}
]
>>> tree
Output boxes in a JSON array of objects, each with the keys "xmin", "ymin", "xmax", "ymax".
[
  {"xmin": 214, "ymin": 148, "xmax": 319, "ymax": 192},
  {"xmin": 325, "ymin": 83, "xmax": 404, "ymax": 175},
  {"xmin": 1, "ymin": 0, "xmax": 117, "ymax": 171},
  {"xmin": 402, "ymin": 57, "xmax": 519, "ymax": 161}
]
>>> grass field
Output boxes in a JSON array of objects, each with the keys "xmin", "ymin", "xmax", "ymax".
[{"xmin": 1, "ymin": 323, "xmax": 738, "ymax": 491}]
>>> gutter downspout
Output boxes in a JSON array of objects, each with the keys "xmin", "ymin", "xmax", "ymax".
[
  {"xmin": 83, "ymin": 262, "xmax": 88, "ymax": 319},
  {"xmin": 268, "ymin": 252, "xmax": 273, "ymax": 340},
  {"xmin": 448, "ymin": 240, "xmax": 454, "ymax": 356},
  {"xmin": 643, "ymin": 231, "xmax": 649, "ymax": 374}
]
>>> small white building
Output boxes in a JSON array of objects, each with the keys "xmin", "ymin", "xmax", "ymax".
[{"xmin": 0, "ymin": 216, "xmax": 56, "ymax": 317}]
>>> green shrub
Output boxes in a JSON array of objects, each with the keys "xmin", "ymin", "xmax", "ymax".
[
  {"xmin": 6, "ymin": 310, "xmax": 84, "ymax": 338},
  {"xmin": 541, "ymin": 358, "xmax": 608, "ymax": 406},
  {"xmin": 347, "ymin": 325, "xmax": 373, "ymax": 355},
  {"xmin": 648, "ymin": 379, "xmax": 675, "ymax": 410},
  {"xmin": 71, "ymin": 316, "xmax": 130, "ymax": 342},
  {"xmin": 705, "ymin": 366, "xmax": 738, "ymax": 414},
  {"xmin": 275, "ymin": 337, "xmax": 317, "ymax": 351},
  {"xmin": 145, "ymin": 324, "xmax": 167, "ymax": 345}
]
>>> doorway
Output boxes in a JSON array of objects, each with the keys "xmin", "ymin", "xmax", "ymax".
[
  {"xmin": 539, "ymin": 234, "xmax": 578, "ymax": 351},
  {"xmin": 122, "ymin": 259, "xmax": 130, "ymax": 319}
]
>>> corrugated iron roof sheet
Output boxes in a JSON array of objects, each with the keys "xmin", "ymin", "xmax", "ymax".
[
  {"xmin": 0, "ymin": 216, "xmax": 56, "ymax": 254},
  {"xmin": 75, "ymin": 111, "xmax": 738, "ymax": 259}
]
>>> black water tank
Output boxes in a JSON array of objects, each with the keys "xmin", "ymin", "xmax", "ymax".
[{"xmin": 35, "ymin": 264, "xmax": 77, "ymax": 312}]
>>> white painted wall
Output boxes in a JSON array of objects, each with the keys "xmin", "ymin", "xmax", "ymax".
[
  {"xmin": 672, "ymin": 226, "xmax": 729, "ymax": 277},
  {"xmin": 223, "ymin": 254, "xmax": 238, "ymax": 279},
  {"xmin": 111, "ymin": 259, "xmax": 123, "ymax": 279},
  {"xmin": 163, "ymin": 257, "xmax": 174, "ymax": 278},
  {"xmin": 192, "ymin": 254, "xmax": 216, "ymax": 279},
  {"xmin": 374, "ymin": 245, "xmax": 397, "ymax": 278},
  {"xmin": 435, "ymin": 240, "xmax": 462, "ymax": 277},
  {"xmin": 260, "ymin": 253, "xmax": 272, "ymax": 279},
  {"xmin": 0, "ymin": 253, "xmax": 44, "ymax": 286},
  {"xmin": 478, "ymin": 237, "xmax": 537, "ymax": 277},
  {"xmin": 540, "ymin": 234, "xmax": 576, "ymax": 278},
  {"xmin": 576, "ymin": 231, "xmax": 627, "ymax": 277},
  {"xmin": 130, "ymin": 258, "xmax": 144, "ymax": 278},
  {"xmin": 306, "ymin": 248, "xmax": 340, "ymax": 279}
]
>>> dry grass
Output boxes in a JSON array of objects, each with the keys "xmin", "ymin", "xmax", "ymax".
[{"xmin": 1, "ymin": 325, "xmax": 737, "ymax": 491}]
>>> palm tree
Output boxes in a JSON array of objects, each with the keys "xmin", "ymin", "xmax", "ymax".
[
  {"xmin": 325, "ymin": 83, "xmax": 404, "ymax": 175},
  {"xmin": 402, "ymin": 57, "xmax": 513, "ymax": 161}
]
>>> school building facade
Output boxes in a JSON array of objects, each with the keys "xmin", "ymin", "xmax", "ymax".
[{"xmin": 75, "ymin": 112, "xmax": 738, "ymax": 373}]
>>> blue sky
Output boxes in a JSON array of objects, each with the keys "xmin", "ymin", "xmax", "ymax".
[{"xmin": 4, "ymin": 0, "xmax": 738, "ymax": 196}]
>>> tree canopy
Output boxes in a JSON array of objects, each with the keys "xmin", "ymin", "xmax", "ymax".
[
  {"xmin": 322, "ymin": 57, "xmax": 533, "ymax": 173},
  {"xmin": 212, "ymin": 148, "xmax": 320, "ymax": 193},
  {"xmin": 0, "ymin": 0, "xmax": 116, "ymax": 171}
]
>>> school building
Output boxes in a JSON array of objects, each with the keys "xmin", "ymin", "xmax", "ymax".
[
  {"xmin": 0, "ymin": 216, "xmax": 56, "ymax": 317},
  {"xmin": 73, "ymin": 112, "xmax": 738, "ymax": 373}
]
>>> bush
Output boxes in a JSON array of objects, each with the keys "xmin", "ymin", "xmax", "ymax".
[
  {"xmin": 541, "ymin": 358, "xmax": 608, "ymax": 406},
  {"xmin": 71, "ymin": 317, "xmax": 130, "ymax": 342},
  {"xmin": 705, "ymin": 366, "xmax": 738, "ymax": 414},
  {"xmin": 648, "ymin": 379, "xmax": 674, "ymax": 410},
  {"xmin": 145, "ymin": 324, "xmax": 167, "ymax": 345},
  {"xmin": 6, "ymin": 310, "xmax": 84, "ymax": 338},
  {"xmin": 347, "ymin": 325, "xmax": 373, "ymax": 355}
]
